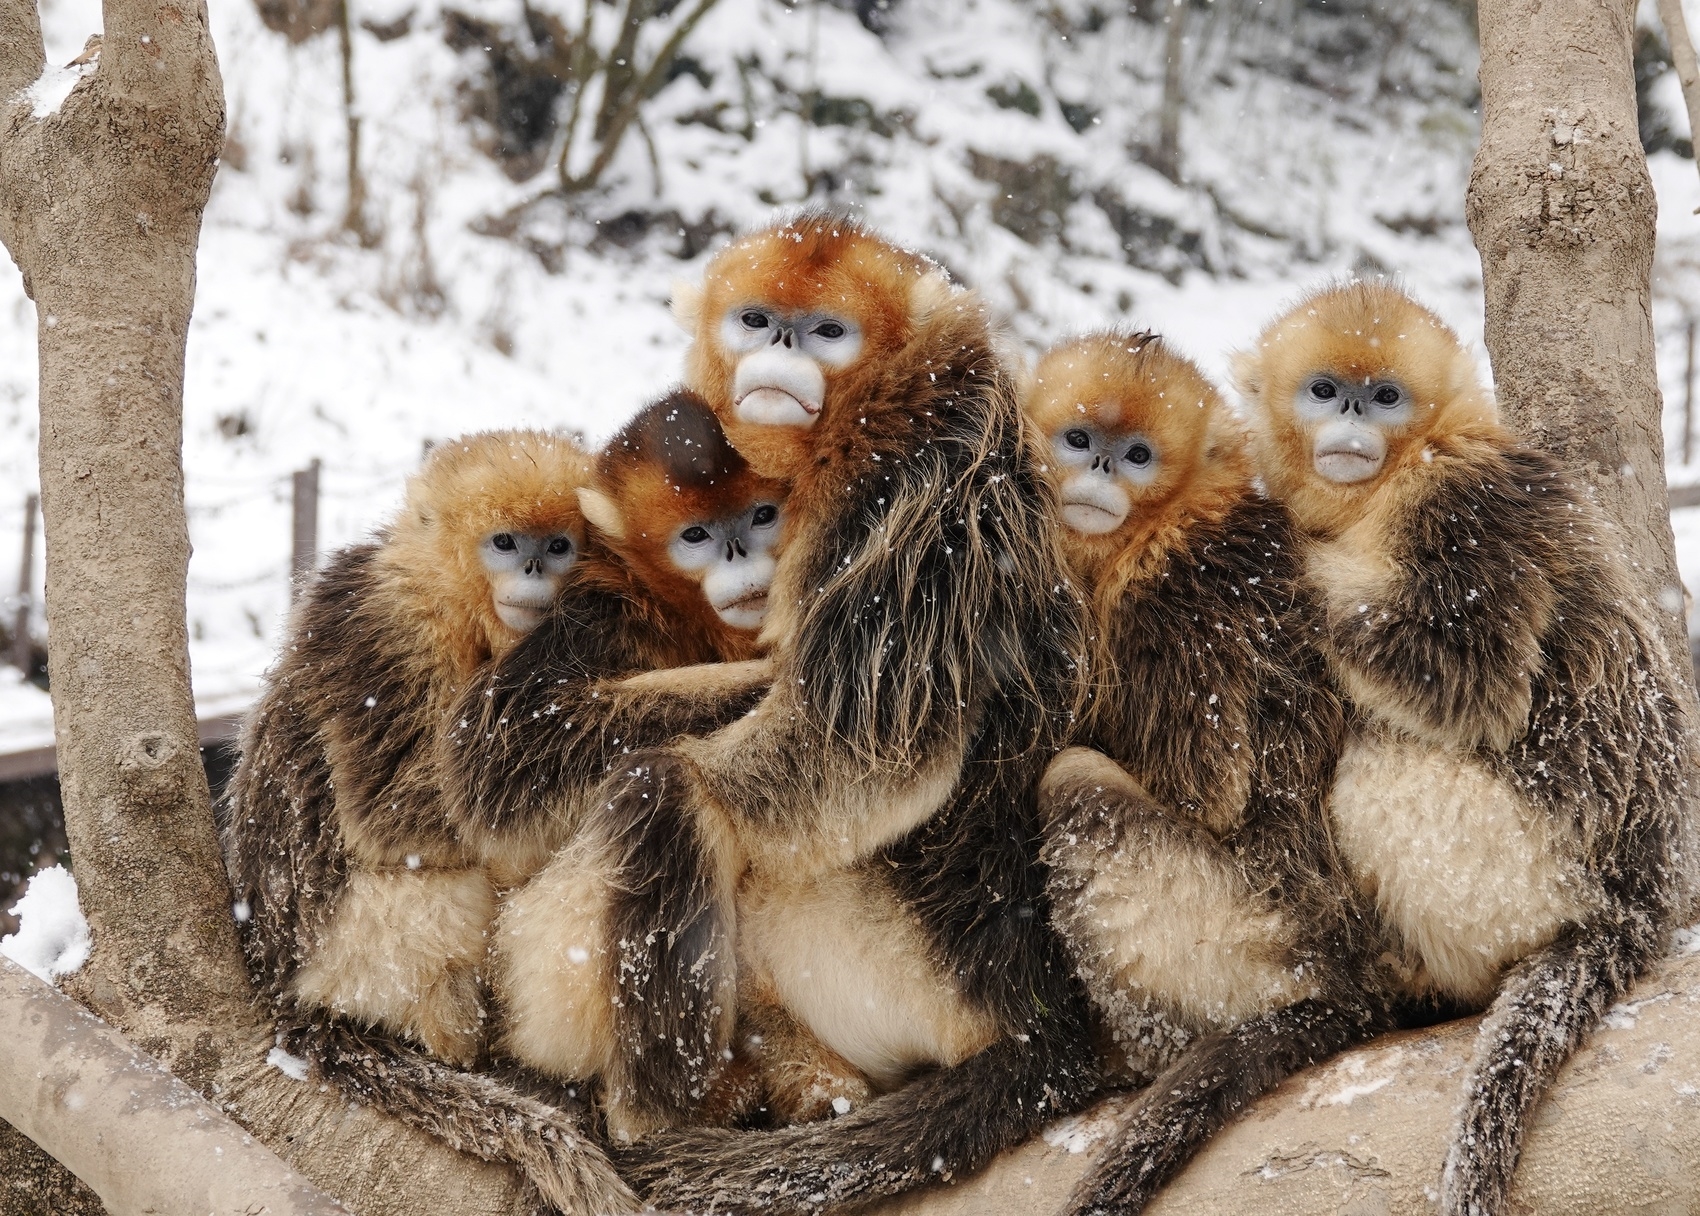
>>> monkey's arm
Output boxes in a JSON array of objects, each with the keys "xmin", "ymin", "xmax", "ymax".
[
  {"xmin": 1316, "ymin": 447, "xmax": 1568, "ymax": 751},
  {"xmin": 682, "ymin": 393, "xmax": 1085, "ymax": 853},
  {"xmin": 439, "ymin": 585, "xmax": 770, "ymax": 850},
  {"xmin": 220, "ymin": 680, "xmax": 347, "ymax": 1002}
]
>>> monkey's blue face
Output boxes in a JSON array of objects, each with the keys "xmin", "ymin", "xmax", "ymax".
[
  {"xmin": 1049, "ymin": 421, "xmax": 1161, "ymax": 535},
  {"xmin": 667, "ymin": 500, "xmax": 784, "ymax": 631},
  {"xmin": 479, "ymin": 530, "xmax": 579, "ymax": 633},
  {"xmin": 1294, "ymin": 372, "xmax": 1413, "ymax": 485},
  {"xmin": 720, "ymin": 305, "xmax": 864, "ymax": 429}
]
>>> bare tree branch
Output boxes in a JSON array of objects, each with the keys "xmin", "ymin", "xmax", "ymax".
[
  {"xmin": 0, "ymin": 0, "xmax": 45, "ymax": 99},
  {"xmin": 1658, "ymin": 0, "xmax": 1700, "ymax": 194}
]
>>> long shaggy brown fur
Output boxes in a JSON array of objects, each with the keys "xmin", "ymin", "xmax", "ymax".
[
  {"xmin": 220, "ymin": 429, "xmax": 638, "ymax": 1213},
  {"xmin": 599, "ymin": 215, "xmax": 1100, "ymax": 1210},
  {"xmin": 1240, "ymin": 281, "xmax": 1696, "ymax": 1216}
]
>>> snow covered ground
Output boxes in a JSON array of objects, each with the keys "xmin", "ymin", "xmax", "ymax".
[{"xmin": 1, "ymin": 0, "xmax": 1698, "ymax": 750}]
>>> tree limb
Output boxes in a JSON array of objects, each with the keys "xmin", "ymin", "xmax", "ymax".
[
  {"xmin": 0, "ymin": 956, "xmax": 350, "ymax": 1216},
  {"xmin": 1658, "ymin": 0, "xmax": 1700, "ymax": 187},
  {"xmin": 0, "ymin": 0, "xmax": 44, "ymax": 99}
]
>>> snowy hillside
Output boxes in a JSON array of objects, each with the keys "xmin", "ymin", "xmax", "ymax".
[{"xmin": 1, "ymin": 0, "xmax": 1699, "ymax": 748}]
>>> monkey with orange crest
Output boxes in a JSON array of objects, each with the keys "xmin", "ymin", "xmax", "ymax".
[{"xmin": 485, "ymin": 213, "xmax": 1100, "ymax": 1211}]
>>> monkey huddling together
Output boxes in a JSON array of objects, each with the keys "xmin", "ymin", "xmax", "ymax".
[{"xmin": 220, "ymin": 215, "xmax": 1695, "ymax": 1216}]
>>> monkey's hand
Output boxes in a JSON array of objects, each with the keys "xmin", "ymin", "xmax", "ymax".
[{"xmin": 612, "ymin": 657, "xmax": 774, "ymax": 699}]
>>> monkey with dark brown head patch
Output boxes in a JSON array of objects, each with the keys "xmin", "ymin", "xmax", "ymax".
[
  {"xmin": 1025, "ymin": 333, "xmax": 1384, "ymax": 1216},
  {"xmin": 222, "ymin": 428, "xmax": 636, "ymax": 1213},
  {"xmin": 490, "ymin": 214, "xmax": 1098, "ymax": 1212},
  {"xmin": 1237, "ymin": 281, "xmax": 1694, "ymax": 1216},
  {"xmin": 436, "ymin": 387, "xmax": 787, "ymax": 882}
]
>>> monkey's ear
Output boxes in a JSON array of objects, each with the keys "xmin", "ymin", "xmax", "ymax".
[
  {"xmin": 670, "ymin": 279, "xmax": 705, "ymax": 333},
  {"xmin": 908, "ymin": 269, "xmax": 957, "ymax": 326},
  {"xmin": 577, "ymin": 487, "xmax": 627, "ymax": 541},
  {"xmin": 1227, "ymin": 349, "xmax": 1262, "ymax": 400}
]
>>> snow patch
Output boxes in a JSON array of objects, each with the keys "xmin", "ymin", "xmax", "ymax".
[
  {"xmin": 0, "ymin": 866, "xmax": 92, "ymax": 982},
  {"xmin": 1298, "ymin": 1048, "xmax": 1402, "ymax": 1109},
  {"xmin": 22, "ymin": 59, "xmax": 96, "ymax": 119},
  {"xmin": 267, "ymin": 1046, "xmax": 311, "ymax": 1081},
  {"xmin": 1603, "ymin": 991, "xmax": 1674, "ymax": 1031},
  {"xmin": 1042, "ymin": 1105, "xmax": 1124, "ymax": 1154},
  {"xmin": 1674, "ymin": 922, "xmax": 1700, "ymax": 956}
]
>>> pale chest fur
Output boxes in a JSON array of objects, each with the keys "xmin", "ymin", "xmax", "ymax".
[{"xmin": 1329, "ymin": 726, "xmax": 1599, "ymax": 1006}]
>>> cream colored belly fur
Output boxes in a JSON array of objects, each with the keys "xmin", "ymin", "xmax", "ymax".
[
  {"xmin": 291, "ymin": 866, "xmax": 495, "ymax": 1065},
  {"xmin": 738, "ymin": 867, "xmax": 997, "ymax": 1090},
  {"xmin": 1330, "ymin": 728, "xmax": 1596, "ymax": 1006}
]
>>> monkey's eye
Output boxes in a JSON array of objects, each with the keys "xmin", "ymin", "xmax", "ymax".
[
  {"xmin": 680, "ymin": 525, "xmax": 712, "ymax": 545},
  {"xmin": 546, "ymin": 537, "xmax": 572, "ymax": 556},
  {"xmin": 812, "ymin": 320, "xmax": 847, "ymax": 340},
  {"xmin": 1372, "ymin": 385, "xmax": 1402, "ymax": 406},
  {"xmin": 1309, "ymin": 380, "xmax": 1337, "ymax": 400},
  {"xmin": 491, "ymin": 533, "xmax": 517, "ymax": 552},
  {"xmin": 752, "ymin": 504, "xmax": 779, "ymax": 527},
  {"xmin": 739, "ymin": 310, "xmax": 769, "ymax": 330},
  {"xmin": 1063, "ymin": 429, "xmax": 1091, "ymax": 450},
  {"xmin": 1126, "ymin": 442, "xmax": 1153, "ymax": 466}
]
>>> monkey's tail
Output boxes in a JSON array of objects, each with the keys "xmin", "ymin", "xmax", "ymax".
[
  {"xmin": 616, "ymin": 1018, "xmax": 1101, "ymax": 1214},
  {"xmin": 1063, "ymin": 995, "xmax": 1386, "ymax": 1216},
  {"xmin": 1439, "ymin": 916, "xmax": 1661, "ymax": 1216},
  {"xmin": 280, "ymin": 1016, "xmax": 640, "ymax": 1215}
]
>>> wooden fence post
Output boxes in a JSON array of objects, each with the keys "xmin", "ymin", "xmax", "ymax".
[
  {"xmin": 11, "ymin": 492, "xmax": 36, "ymax": 675},
  {"xmin": 290, "ymin": 459, "xmax": 321, "ymax": 599}
]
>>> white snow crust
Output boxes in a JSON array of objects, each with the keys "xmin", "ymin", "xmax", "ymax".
[
  {"xmin": 21, "ymin": 59, "xmax": 95, "ymax": 119},
  {"xmin": 0, "ymin": 865, "xmax": 91, "ymax": 982}
]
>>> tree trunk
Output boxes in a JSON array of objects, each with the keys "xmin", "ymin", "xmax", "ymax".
[
  {"xmin": 1468, "ymin": 0, "xmax": 1699, "ymax": 688},
  {"xmin": 0, "ymin": 4, "xmax": 533, "ymax": 1210},
  {"xmin": 1151, "ymin": 0, "xmax": 1186, "ymax": 182}
]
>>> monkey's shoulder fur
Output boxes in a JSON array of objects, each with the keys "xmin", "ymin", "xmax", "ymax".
[
  {"xmin": 222, "ymin": 540, "xmax": 464, "ymax": 1000},
  {"xmin": 720, "ymin": 296, "xmax": 1088, "ymax": 801},
  {"xmin": 1084, "ymin": 493, "xmax": 1347, "ymax": 844}
]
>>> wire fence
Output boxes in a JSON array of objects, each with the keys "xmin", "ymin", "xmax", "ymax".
[{"xmin": 3, "ymin": 456, "xmax": 363, "ymax": 677}]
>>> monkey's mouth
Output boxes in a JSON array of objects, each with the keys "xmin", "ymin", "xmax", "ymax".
[
  {"xmin": 732, "ymin": 350, "xmax": 826, "ymax": 428},
  {"xmin": 1059, "ymin": 488, "xmax": 1129, "ymax": 536},
  {"xmin": 713, "ymin": 588, "xmax": 771, "ymax": 628},
  {"xmin": 1312, "ymin": 447, "xmax": 1384, "ymax": 484},
  {"xmin": 735, "ymin": 387, "xmax": 822, "ymax": 426},
  {"xmin": 494, "ymin": 600, "xmax": 548, "ymax": 632}
]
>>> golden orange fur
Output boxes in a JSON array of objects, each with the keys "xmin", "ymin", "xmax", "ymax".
[
  {"xmin": 1232, "ymin": 280, "xmax": 1501, "ymax": 538},
  {"xmin": 1025, "ymin": 331, "xmax": 1251, "ymax": 612},
  {"xmin": 379, "ymin": 429, "xmax": 593, "ymax": 677},
  {"xmin": 672, "ymin": 213, "xmax": 958, "ymax": 480}
]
